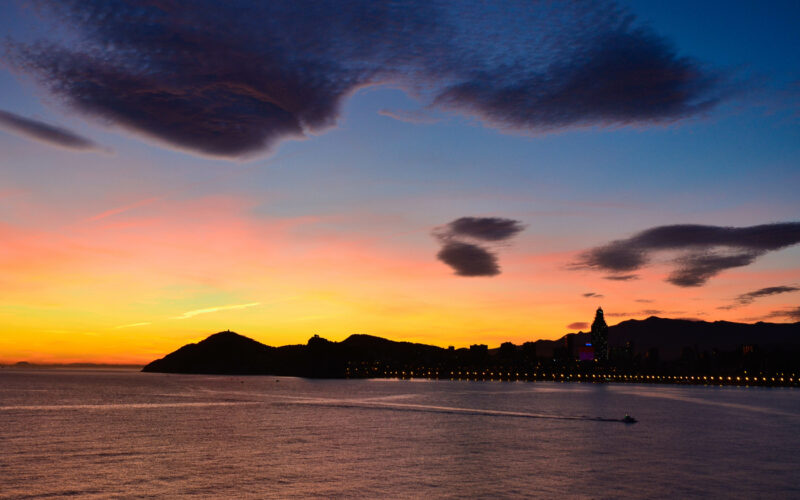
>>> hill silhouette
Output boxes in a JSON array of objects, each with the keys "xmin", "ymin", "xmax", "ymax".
[
  {"xmin": 609, "ymin": 316, "xmax": 800, "ymax": 360},
  {"xmin": 142, "ymin": 331, "xmax": 446, "ymax": 377},
  {"xmin": 142, "ymin": 318, "xmax": 800, "ymax": 379},
  {"xmin": 142, "ymin": 331, "xmax": 277, "ymax": 374}
]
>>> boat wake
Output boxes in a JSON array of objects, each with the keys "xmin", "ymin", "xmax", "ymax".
[{"xmin": 280, "ymin": 396, "xmax": 633, "ymax": 423}]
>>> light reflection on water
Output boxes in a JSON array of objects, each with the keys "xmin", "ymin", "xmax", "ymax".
[{"xmin": 1, "ymin": 369, "xmax": 798, "ymax": 499}]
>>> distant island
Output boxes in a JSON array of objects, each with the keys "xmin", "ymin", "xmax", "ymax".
[
  {"xmin": 3, "ymin": 361, "xmax": 143, "ymax": 369},
  {"xmin": 143, "ymin": 315, "xmax": 800, "ymax": 387}
]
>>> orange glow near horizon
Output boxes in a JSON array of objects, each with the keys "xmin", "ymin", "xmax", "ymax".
[{"xmin": 2, "ymin": 192, "xmax": 798, "ymax": 365}]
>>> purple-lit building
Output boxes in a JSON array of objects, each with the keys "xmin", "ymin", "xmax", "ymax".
[{"xmin": 579, "ymin": 343, "xmax": 594, "ymax": 362}]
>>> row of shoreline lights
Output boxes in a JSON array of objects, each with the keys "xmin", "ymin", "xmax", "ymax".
[{"xmin": 350, "ymin": 369, "xmax": 795, "ymax": 384}]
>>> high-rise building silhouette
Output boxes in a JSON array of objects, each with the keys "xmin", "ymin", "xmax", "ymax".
[{"xmin": 590, "ymin": 307, "xmax": 608, "ymax": 362}]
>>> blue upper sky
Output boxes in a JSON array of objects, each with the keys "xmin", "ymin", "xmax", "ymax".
[{"xmin": 1, "ymin": 0, "xmax": 798, "ymax": 230}]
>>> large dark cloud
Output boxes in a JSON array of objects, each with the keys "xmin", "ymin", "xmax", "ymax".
[
  {"xmin": 436, "ymin": 241, "xmax": 499, "ymax": 277},
  {"xmin": 577, "ymin": 223, "xmax": 800, "ymax": 287},
  {"xmin": 434, "ymin": 216, "xmax": 524, "ymax": 276},
  {"xmin": 5, "ymin": 0, "xmax": 724, "ymax": 158},
  {"xmin": 434, "ymin": 30, "xmax": 719, "ymax": 132},
  {"xmin": 443, "ymin": 217, "xmax": 526, "ymax": 242},
  {"xmin": 0, "ymin": 109, "xmax": 103, "ymax": 152}
]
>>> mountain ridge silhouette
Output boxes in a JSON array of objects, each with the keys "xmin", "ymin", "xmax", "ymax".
[{"xmin": 142, "ymin": 317, "xmax": 800, "ymax": 377}]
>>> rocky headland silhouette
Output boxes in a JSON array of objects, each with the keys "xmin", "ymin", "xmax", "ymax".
[{"xmin": 142, "ymin": 317, "xmax": 800, "ymax": 385}]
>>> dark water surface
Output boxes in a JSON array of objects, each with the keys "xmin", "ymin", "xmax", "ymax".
[{"xmin": 1, "ymin": 369, "xmax": 798, "ymax": 499}]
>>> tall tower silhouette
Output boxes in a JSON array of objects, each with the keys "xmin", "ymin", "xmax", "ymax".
[{"xmin": 591, "ymin": 307, "xmax": 608, "ymax": 362}]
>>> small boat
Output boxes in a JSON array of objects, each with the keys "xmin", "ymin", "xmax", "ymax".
[{"xmin": 622, "ymin": 414, "xmax": 637, "ymax": 424}]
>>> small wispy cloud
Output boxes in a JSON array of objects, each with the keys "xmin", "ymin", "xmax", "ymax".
[
  {"xmin": 759, "ymin": 306, "xmax": 800, "ymax": 322},
  {"xmin": 733, "ymin": 285, "xmax": 799, "ymax": 307},
  {"xmin": 606, "ymin": 309, "xmax": 664, "ymax": 318},
  {"xmin": 173, "ymin": 302, "xmax": 261, "ymax": 320},
  {"xmin": 113, "ymin": 322, "xmax": 151, "ymax": 329},
  {"xmin": 567, "ymin": 321, "xmax": 589, "ymax": 330},
  {"xmin": 378, "ymin": 109, "xmax": 441, "ymax": 124},
  {"xmin": 87, "ymin": 197, "xmax": 161, "ymax": 222},
  {"xmin": 603, "ymin": 274, "xmax": 639, "ymax": 281},
  {"xmin": 0, "ymin": 108, "xmax": 108, "ymax": 153}
]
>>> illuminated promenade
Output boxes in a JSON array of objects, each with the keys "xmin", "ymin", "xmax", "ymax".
[{"xmin": 345, "ymin": 365, "xmax": 799, "ymax": 388}]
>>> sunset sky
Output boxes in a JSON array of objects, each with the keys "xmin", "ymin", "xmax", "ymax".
[{"xmin": 1, "ymin": 0, "xmax": 799, "ymax": 364}]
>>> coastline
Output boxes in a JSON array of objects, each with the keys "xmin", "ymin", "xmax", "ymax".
[{"xmin": 372, "ymin": 372, "xmax": 800, "ymax": 388}]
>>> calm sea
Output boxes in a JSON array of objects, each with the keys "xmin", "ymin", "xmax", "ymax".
[{"xmin": 1, "ymin": 369, "xmax": 798, "ymax": 499}]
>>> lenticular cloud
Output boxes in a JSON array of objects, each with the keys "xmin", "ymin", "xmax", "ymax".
[
  {"xmin": 434, "ymin": 216, "xmax": 525, "ymax": 277},
  {"xmin": 6, "ymin": 0, "xmax": 723, "ymax": 158},
  {"xmin": 576, "ymin": 223, "xmax": 800, "ymax": 287}
]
